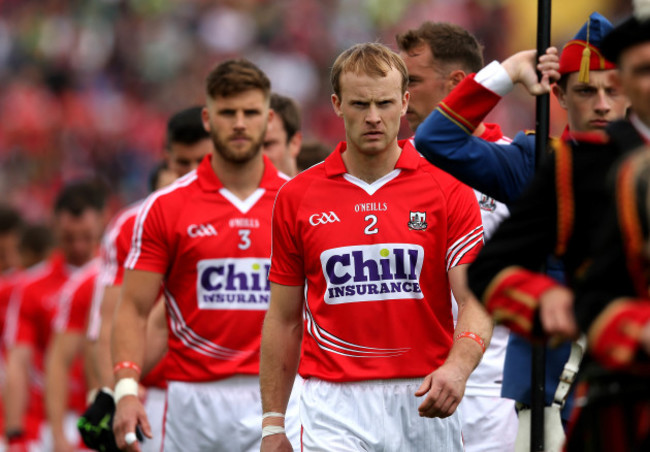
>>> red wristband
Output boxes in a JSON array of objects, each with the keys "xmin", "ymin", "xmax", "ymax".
[
  {"xmin": 455, "ymin": 332, "xmax": 486, "ymax": 354},
  {"xmin": 113, "ymin": 361, "xmax": 141, "ymax": 376}
]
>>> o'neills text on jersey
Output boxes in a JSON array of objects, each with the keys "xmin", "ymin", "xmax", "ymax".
[
  {"xmin": 196, "ymin": 258, "xmax": 271, "ymax": 310},
  {"xmin": 320, "ymin": 244, "xmax": 424, "ymax": 305},
  {"xmin": 354, "ymin": 202, "xmax": 388, "ymax": 213}
]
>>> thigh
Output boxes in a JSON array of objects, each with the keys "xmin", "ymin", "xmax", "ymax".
[
  {"xmin": 142, "ymin": 387, "xmax": 166, "ymax": 452},
  {"xmin": 300, "ymin": 378, "xmax": 463, "ymax": 452},
  {"xmin": 163, "ymin": 377, "xmax": 262, "ymax": 452},
  {"xmin": 459, "ymin": 395, "xmax": 517, "ymax": 452}
]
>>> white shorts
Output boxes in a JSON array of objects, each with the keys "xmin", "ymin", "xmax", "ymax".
[
  {"xmin": 458, "ymin": 395, "xmax": 518, "ymax": 452},
  {"xmin": 162, "ymin": 375, "xmax": 301, "ymax": 452},
  {"xmin": 141, "ymin": 387, "xmax": 166, "ymax": 452},
  {"xmin": 300, "ymin": 378, "xmax": 463, "ymax": 452}
]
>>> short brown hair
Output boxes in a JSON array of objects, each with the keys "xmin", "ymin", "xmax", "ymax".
[
  {"xmin": 205, "ymin": 59, "xmax": 271, "ymax": 100},
  {"xmin": 270, "ymin": 93, "xmax": 301, "ymax": 141},
  {"xmin": 330, "ymin": 43, "xmax": 408, "ymax": 99},
  {"xmin": 396, "ymin": 22, "xmax": 483, "ymax": 73}
]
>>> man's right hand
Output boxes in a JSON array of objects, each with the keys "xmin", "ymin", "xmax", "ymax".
[
  {"xmin": 113, "ymin": 395, "xmax": 152, "ymax": 452},
  {"xmin": 77, "ymin": 389, "xmax": 120, "ymax": 452},
  {"xmin": 261, "ymin": 433, "xmax": 293, "ymax": 452},
  {"xmin": 501, "ymin": 47, "xmax": 560, "ymax": 96}
]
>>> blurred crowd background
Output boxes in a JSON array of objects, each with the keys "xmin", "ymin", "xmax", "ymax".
[{"xmin": 0, "ymin": 0, "xmax": 632, "ymax": 220}]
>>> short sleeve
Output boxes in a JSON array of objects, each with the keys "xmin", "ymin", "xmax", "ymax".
[
  {"xmin": 445, "ymin": 181, "xmax": 484, "ymax": 270},
  {"xmin": 269, "ymin": 185, "xmax": 305, "ymax": 286}
]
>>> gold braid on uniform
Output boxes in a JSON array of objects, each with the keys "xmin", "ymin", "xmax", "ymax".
[
  {"xmin": 554, "ymin": 140, "xmax": 574, "ymax": 257},
  {"xmin": 618, "ymin": 149, "xmax": 650, "ymax": 297}
]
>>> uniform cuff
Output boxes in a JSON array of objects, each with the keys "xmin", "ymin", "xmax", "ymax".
[
  {"xmin": 483, "ymin": 266, "xmax": 559, "ymax": 339},
  {"xmin": 588, "ymin": 299, "xmax": 650, "ymax": 370},
  {"xmin": 474, "ymin": 61, "xmax": 514, "ymax": 96}
]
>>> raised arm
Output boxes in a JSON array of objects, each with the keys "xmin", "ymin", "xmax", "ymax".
[{"xmin": 414, "ymin": 47, "xmax": 559, "ymax": 204}]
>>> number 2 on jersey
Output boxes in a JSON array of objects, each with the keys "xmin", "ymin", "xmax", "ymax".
[
  {"xmin": 364, "ymin": 215, "xmax": 378, "ymax": 235},
  {"xmin": 238, "ymin": 229, "xmax": 251, "ymax": 249}
]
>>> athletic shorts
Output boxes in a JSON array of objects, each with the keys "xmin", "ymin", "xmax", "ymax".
[
  {"xmin": 458, "ymin": 395, "xmax": 517, "ymax": 452},
  {"xmin": 300, "ymin": 377, "xmax": 463, "ymax": 452},
  {"xmin": 141, "ymin": 387, "xmax": 166, "ymax": 452},
  {"xmin": 163, "ymin": 375, "xmax": 301, "ymax": 452}
]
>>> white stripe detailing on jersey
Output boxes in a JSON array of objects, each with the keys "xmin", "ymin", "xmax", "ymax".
[
  {"xmin": 343, "ymin": 170, "xmax": 402, "ymax": 196},
  {"xmin": 446, "ymin": 225, "xmax": 484, "ymax": 271},
  {"xmin": 219, "ymin": 188, "xmax": 266, "ymax": 214},
  {"xmin": 276, "ymin": 170, "xmax": 291, "ymax": 181},
  {"xmin": 54, "ymin": 258, "xmax": 100, "ymax": 333},
  {"xmin": 303, "ymin": 298, "xmax": 410, "ymax": 358},
  {"xmin": 101, "ymin": 202, "xmax": 141, "ymax": 286},
  {"xmin": 165, "ymin": 288, "xmax": 254, "ymax": 361},
  {"xmin": 126, "ymin": 172, "xmax": 198, "ymax": 269}
]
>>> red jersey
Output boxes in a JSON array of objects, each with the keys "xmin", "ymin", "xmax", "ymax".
[
  {"xmin": 269, "ymin": 140, "xmax": 483, "ymax": 382},
  {"xmin": 4, "ymin": 253, "xmax": 76, "ymax": 439},
  {"xmin": 126, "ymin": 154, "xmax": 288, "ymax": 382},
  {"xmin": 87, "ymin": 202, "xmax": 141, "ymax": 340},
  {"xmin": 54, "ymin": 258, "xmax": 100, "ymax": 333}
]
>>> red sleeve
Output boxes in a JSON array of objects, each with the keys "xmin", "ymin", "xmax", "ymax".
[
  {"xmin": 269, "ymin": 184, "xmax": 305, "ymax": 286},
  {"xmin": 55, "ymin": 274, "xmax": 96, "ymax": 333},
  {"xmin": 11, "ymin": 284, "xmax": 38, "ymax": 346},
  {"xmin": 445, "ymin": 180, "xmax": 484, "ymax": 270},
  {"xmin": 125, "ymin": 195, "xmax": 170, "ymax": 274},
  {"xmin": 437, "ymin": 74, "xmax": 502, "ymax": 134},
  {"xmin": 112, "ymin": 216, "xmax": 136, "ymax": 285},
  {"xmin": 588, "ymin": 299, "xmax": 650, "ymax": 371}
]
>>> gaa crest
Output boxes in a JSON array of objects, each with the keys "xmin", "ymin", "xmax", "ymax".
[{"xmin": 408, "ymin": 211, "xmax": 428, "ymax": 230}]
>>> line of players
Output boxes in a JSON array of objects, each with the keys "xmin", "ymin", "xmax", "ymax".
[{"xmin": 0, "ymin": 8, "xmax": 646, "ymax": 452}]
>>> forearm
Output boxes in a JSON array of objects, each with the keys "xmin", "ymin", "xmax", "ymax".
[
  {"xmin": 96, "ymin": 285, "xmax": 120, "ymax": 387},
  {"xmin": 449, "ymin": 297, "xmax": 493, "ymax": 377},
  {"xmin": 111, "ymin": 296, "xmax": 149, "ymax": 381},
  {"xmin": 45, "ymin": 349, "xmax": 69, "ymax": 442},
  {"xmin": 259, "ymin": 315, "xmax": 302, "ymax": 414},
  {"xmin": 142, "ymin": 299, "xmax": 168, "ymax": 376},
  {"xmin": 4, "ymin": 348, "xmax": 30, "ymax": 432}
]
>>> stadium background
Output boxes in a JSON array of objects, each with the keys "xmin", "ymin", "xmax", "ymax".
[{"xmin": 0, "ymin": 0, "xmax": 632, "ymax": 219}]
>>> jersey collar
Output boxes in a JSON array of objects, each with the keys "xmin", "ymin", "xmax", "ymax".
[
  {"xmin": 197, "ymin": 153, "xmax": 283, "ymax": 192},
  {"xmin": 324, "ymin": 139, "xmax": 420, "ymax": 178}
]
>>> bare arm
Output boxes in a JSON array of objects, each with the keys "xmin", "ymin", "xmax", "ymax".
[
  {"xmin": 259, "ymin": 282, "xmax": 304, "ymax": 452},
  {"xmin": 45, "ymin": 331, "xmax": 84, "ymax": 452},
  {"xmin": 111, "ymin": 269, "xmax": 162, "ymax": 451},
  {"xmin": 416, "ymin": 264, "xmax": 493, "ymax": 418},
  {"xmin": 94, "ymin": 285, "xmax": 122, "ymax": 388},
  {"xmin": 142, "ymin": 298, "xmax": 168, "ymax": 377},
  {"xmin": 4, "ymin": 344, "xmax": 31, "ymax": 436}
]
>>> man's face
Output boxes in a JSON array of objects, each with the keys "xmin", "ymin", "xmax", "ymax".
[
  {"xmin": 0, "ymin": 232, "xmax": 20, "ymax": 272},
  {"xmin": 400, "ymin": 44, "xmax": 450, "ymax": 132},
  {"xmin": 262, "ymin": 114, "xmax": 301, "ymax": 176},
  {"xmin": 202, "ymin": 89, "xmax": 271, "ymax": 165},
  {"xmin": 332, "ymin": 67, "xmax": 408, "ymax": 157},
  {"xmin": 56, "ymin": 209, "xmax": 103, "ymax": 267},
  {"xmin": 167, "ymin": 138, "xmax": 212, "ymax": 177},
  {"xmin": 618, "ymin": 42, "xmax": 650, "ymax": 126},
  {"xmin": 553, "ymin": 70, "xmax": 629, "ymax": 133}
]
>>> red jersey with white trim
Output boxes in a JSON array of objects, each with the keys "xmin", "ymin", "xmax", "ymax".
[
  {"xmin": 87, "ymin": 202, "xmax": 141, "ymax": 340},
  {"xmin": 3, "ymin": 252, "xmax": 76, "ymax": 439},
  {"xmin": 54, "ymin": 258, "xmax": 100, "ymax": 333},
  {"xmin": 51, "ymin": 258, "xmax": 99, "ymax": 414},
  {"xmin": 126, "ymin": 154, "xmax": 288, "ymax": 382},
  {"xmin": 270, "ymin": 140, "xmax": 483, "ymax": 382}
]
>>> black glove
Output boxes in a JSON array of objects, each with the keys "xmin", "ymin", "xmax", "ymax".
[{"xmin": 77, "ymin": 389, "xmax": 121, "ymax": 452}]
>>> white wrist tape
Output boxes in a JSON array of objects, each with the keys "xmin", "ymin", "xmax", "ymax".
[
  {"xmin": 262, "ymin": 412, "xmax": 285, "ymax": 419},
  {"xmin": 262, "ymin": 426, "xmax": 286, "ymax": 438},
  {"xmin": 114, "ymin": 378, "xmax": 139, "ymax": 405}
]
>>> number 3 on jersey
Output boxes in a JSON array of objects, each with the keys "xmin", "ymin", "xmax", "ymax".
[
  {"xmin": 364, "ymin": 215, "xmax": 378, "ymax": 235},
  {"xmin": 238, "ymin": 229, "xmax": 251, "ymax": 249}
]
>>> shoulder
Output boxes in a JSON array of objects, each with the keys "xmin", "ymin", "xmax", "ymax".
[{"xmin": 277, "ymin": 162, "xmax": 326, "ymax": 198}]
